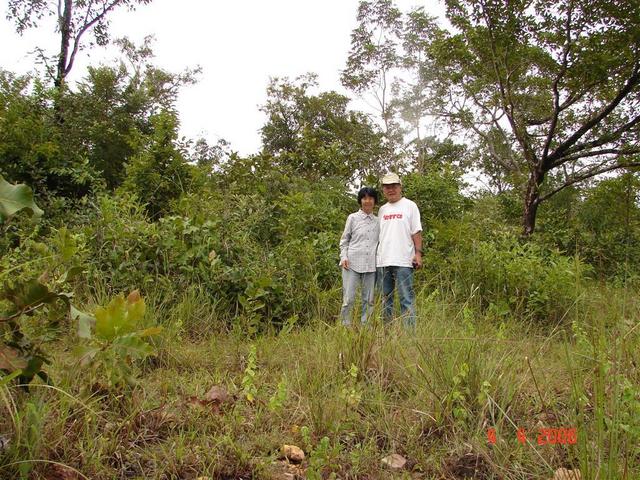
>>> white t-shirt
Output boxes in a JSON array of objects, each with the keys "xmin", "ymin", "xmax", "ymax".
[{"xmin": 376, "ymin": 197, "xmax": 422, "ymax": 268}]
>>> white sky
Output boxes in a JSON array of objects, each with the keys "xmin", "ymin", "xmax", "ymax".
[{"xmin": 1, "ymin": 0, "xmax": 445, "ymax": 156}]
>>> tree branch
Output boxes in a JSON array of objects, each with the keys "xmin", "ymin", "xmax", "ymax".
[
  {"xmin": 539, "ymin": 161, "xmax": 640, "ymax": 203},
  {"xmin": 552, "ymin": 114, "xmax": 640, "ymax": 167},
  {"xmin": 542, "ymin": 0, "xmax": 573, "ymax": 163},
  {"xmin": 547, "ymin": 63, "xmax": 640, "ymax": 165},
  {"xmin": 65, "ymin": 0, "xmax": 123, "ymax": 77}
]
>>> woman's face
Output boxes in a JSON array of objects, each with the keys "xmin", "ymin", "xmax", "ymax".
[{"xmin": 360, "ymin": 194, "xmax": 375, "ymax": 213}]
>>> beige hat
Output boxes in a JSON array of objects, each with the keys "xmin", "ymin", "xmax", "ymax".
[{"xmin": 381, "ymin": 172, "xmax": 402, "ymax": 185}]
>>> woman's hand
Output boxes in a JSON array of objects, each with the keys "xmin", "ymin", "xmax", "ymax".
[{"xmin": 340, "ymin": 259, "xmax": 350, "ymax": 269}]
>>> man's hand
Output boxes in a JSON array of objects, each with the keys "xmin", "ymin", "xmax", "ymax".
[
  {"xmin": 412, "ymin": 253, "xmax": 422, "ymax": 269},
  {"xmin": 340, "ymin": 259, "xmax": 350, "ymax": 269}
]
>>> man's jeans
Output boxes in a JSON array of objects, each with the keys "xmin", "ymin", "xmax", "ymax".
[
  {"xmin": 380, "ymin": 266, "xmax": 416, "ymax": 329},
  {"xmin": 340, "ymin": 268, "xmax": 376, "ymax": 325}
]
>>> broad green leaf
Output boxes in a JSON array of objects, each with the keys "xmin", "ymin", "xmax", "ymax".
[
  {"xmin": 0, "ymin": 175, "xmax": 43, "ymax": 222},
  {"xmin": 94, "ymin": 291, "xmax": 147, "ymax": 341},
  {"xmin": 95, "ymin": 296, "xmax": 128, "ymax": 340},
  {"xmin": 21, "ymin": 355, "xmax": 47, "ymax": 382},
  {"xmin": 112, "ymin": 334, "xmax": 154, "ymax": 359},
  {"xmin": 70, "ymin": 305, "xmax": 95, "ymax": 339}
]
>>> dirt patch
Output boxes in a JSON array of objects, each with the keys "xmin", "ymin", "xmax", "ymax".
[{"xmin": 442, "ymin": 451, "xmax": 494, "ymax": 479}]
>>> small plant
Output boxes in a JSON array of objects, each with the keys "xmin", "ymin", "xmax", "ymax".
[
  {"xmin": 0, "ymin": 176, "xmax": 80, "ymax": 386},
  {"xmin": 340, "ymin": 363, "xmax": 362, "ymax": 409},
  {"xmin": 268, "ymin": 377, "xmax": 288, "ymax": 412},
  {"xmin": 300, "ymin": 426, "xmax": 341, "ymax": 480},
  {"xmin": 241, "ymin": 344, "xmax": 258, "ymax": 402},
  {"xmin": 73, "ymin": 290, "xmax": 161, "ymax": 388},
  {"xmin": 449, "ymin": 362, "xmax": 470, "ymax": 421}
]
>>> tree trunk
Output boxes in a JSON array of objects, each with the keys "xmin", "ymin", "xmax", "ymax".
[
  {"xmin": 522, "ymin": 169, "xmax": 545, "ymax": 237},
  {"xmin": 56, "ymin": 0, "xmax": 72, "ymax": 90},
  {"xmin": 54, "ymin": 0, "xmax": 72, "ymax": 123}
]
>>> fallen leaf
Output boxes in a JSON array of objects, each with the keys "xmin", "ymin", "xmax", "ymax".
[
  {"xmin": 127, "ymin": 289, "xmax": 141, "ymax": 303},
  {"xmin": 44, "ymin": 463, "xmax": 81, "ymax": 480},
  {"xmin": 205, "ymin": 385, "xmax": 232, "ymax": 404},
  {"xmin": 381, "ymin": 453, "xmax": 407, "ymax": 470},
  {"xmin": 0, "ymin": 345, "xmax": 28, "ymax": 370}
]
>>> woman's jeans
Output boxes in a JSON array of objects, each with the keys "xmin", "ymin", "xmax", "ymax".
[
  {"xmin": 380, "ymin": 266, "xmax": 416, "ymax": 329},
  {"xmin": 340, "ymin": 268, "xmax": 376, "ymax": 325}
]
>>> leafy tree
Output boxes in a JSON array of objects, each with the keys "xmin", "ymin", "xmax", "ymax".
[
  {"xmin": 64, "ymin": 37, "xmax": 199, "ymax": 189},
  {"xmin": 260, "ymin": 75, "xmax": 390, "ymax": 184},
  {"xmin": 122, "ymin": 110, "xmax": 195, "ymax": 219},
  {"xmin": 430, "ymin": 0, "xmax": 640, "ymax": 235},
  {"xmin": 342, "ymin": 0, "xmax": 403, "ymax": 136},
  {"xmin": 576, "ymin": 173, "xmax": 640, "ymax": 278},
  {"xmin": 0, "ymin": 70, "xmax": 98, "ymax": 204},
  {"xmin": 6, "ymin": 0, "xmax": 152, "ymax": 93},
  {"xmin": 0, "ymin": 38, "xmax": 198, "ymax": 201},
  {"xmin": 342, "ymin": 1, "xmax": 445, "ymax": 167}
]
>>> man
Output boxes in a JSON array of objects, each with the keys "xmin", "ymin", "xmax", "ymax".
[{"xmin": 377, "ymin": 172, "xmax": 422, "ymax": 328}]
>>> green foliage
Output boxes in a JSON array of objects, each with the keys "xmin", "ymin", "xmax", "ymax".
[
  {"xmin": 402, "ymin": 170, "xmax": 468, "ymax": 232},
  {"xmin": 241, "ymin": 344, "xmax": 258, "ymax": 403},
  {"xmin": 428, "ymin": 203, "xmax": 589, "ymax": 322},
  {"xmin": 0, "ymin": 71, "xmax": 98, "ymax": 203},
  {"xmin": 576, "ymin": 173, "xmax": 640, "ymax": 280},
  {"xmin": 0, "ymin": 175, "xmax": 43, "ymax": 223},
  {"xmin": 0, "ymin": 180, "xmax": 81, "ymax": 386},
  {"xmin": 122, "ymin": 111, "xmax": 196, "ymax": 218},
  {"xmin": 260, "ymin": 75, "xmax": 390, "ymax": 183},
  {"xmin": 78, "ymin": 167, "xmax": 354, "ymax": 330},
  {"xmin": 460, "ymin": 237, "xmax": 587, "ymax": 321},
  {"xmin": 73, "ymin": 290, "xmax": 161, "ymax": 388}
]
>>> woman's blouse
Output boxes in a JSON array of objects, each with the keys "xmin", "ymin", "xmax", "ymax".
[{"xmin": 339, "ymin": 210, "xmax": 379, "ymax": 273}]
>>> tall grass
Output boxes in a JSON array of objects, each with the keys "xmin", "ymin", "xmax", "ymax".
[{"xmin": 1, "ymin": 285, "xmax": 638, "ymax": 479}]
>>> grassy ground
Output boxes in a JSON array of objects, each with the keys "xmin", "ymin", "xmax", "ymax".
[{"xmin": 1, "ymin": 286, "xmax": 639, "ymax": 479}]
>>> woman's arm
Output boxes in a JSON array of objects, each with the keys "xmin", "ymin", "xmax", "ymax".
[{"xmin": 339, "ymin": 215, "xmax": 352, "ymax": 269}]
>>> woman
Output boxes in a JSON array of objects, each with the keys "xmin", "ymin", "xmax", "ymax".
[{"xmin": 339, "ymin": 186, "xmax": 379, "ymax": 325}]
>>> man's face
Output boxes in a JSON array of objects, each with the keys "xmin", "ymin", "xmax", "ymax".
[{"xmin": 382, "ymin": 183, "xmax": 402, "ymax": 203}]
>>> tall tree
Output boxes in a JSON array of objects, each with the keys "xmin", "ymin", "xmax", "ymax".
[
  {"xmin": 260, "ymin": 75, "xmax": 390, "ymax": 184},
  {"xmin": 432, "ymin": 0, "xmax": 640, "ymax": 235},
  {"xmin": 6, "ymin": 0, "xmax": 152, "ymax": 95},
  {"xmin": 342, "ymin": 0, "xmax": 403, "ymax": 137},
  {"xmin": 343, "ymin": 1, "xmax": 460, "ymax": 172}
]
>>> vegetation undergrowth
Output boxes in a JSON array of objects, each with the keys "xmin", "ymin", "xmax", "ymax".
[{"xmin": 1, "ymin": 285, "xmax": 638, "ymax": 479}]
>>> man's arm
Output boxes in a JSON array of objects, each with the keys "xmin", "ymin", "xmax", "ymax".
[{"xmin": 412, "ymin": 231, "xmax": 423, "ymax": 269}]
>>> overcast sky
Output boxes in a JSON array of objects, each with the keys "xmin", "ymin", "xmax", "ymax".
[{"xmin": 1, "ymin": 0, "xmax": 444, "ymax": 156}]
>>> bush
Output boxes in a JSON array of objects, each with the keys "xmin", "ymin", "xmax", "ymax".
[
  {"xmin": 424, "ymin": 199, "xmax": 590, "ymax": 323},
  {"xmin": 77, "ymin": 175, "xmax": 353, "ymax": 331}
]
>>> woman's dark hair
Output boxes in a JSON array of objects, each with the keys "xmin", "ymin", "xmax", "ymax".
[{"xmin": 357, "ymin": 186, "xmax": 379, "ymax": 205}]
